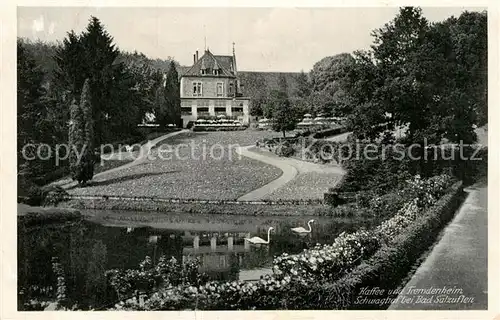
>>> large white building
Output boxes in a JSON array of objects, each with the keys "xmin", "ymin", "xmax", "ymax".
[{"xmin": 179, "ymin": 46, "xmax": 251, "ymax": 127}]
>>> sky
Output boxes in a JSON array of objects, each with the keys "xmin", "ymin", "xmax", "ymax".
[{"xmin": 17, "ymin": 7, "xmax": 486, "ymax": 72}]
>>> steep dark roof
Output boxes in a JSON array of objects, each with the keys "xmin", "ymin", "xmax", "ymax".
[
  {"xmin": 182, "ymin": 50, "xmax": 235, "ymax": 77},
  {"xmin": 213, "ymin": 55, "xmax": 235, "ymax": 73},
  {"xmin": 178, "ymin": 66, "xmax": 191, "ymax": 76}
]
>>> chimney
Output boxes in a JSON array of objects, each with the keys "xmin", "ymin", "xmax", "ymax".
[
  {"xmin": 193, "ymin": 54, "xmax": 196, "ymax": 64},
  {"xmin": 196, "ymin": 50, "xmax": 199, "ymax": 62}
]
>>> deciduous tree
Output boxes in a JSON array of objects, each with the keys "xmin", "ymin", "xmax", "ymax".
[
  {"xmin": 294, "ymin": 71, "xmax": 311, "ymax": 99},
  {"xmin": 271, "ymin": 90, "xmax": 297, "ymax": 137},
  {"xmin": 339, "ymin": 7, "xmax": 480, "ymax": 146},
  {"xmin": 309, "ymin": 53, "xmax": 355, "ymax": 116}
]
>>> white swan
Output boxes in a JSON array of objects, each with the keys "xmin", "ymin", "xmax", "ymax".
[
  {"xmin": 245, "ymin": 227, "xmax": 274, "ymax": 245},
  {"xmin": 291, "ymin": 219, "xmax": 315, "ymax": 234}
]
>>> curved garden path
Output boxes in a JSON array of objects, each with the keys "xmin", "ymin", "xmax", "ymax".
[
  {"xmin": 235, "ymin": 145, "xmax": 346, "ymax": 201},
  {"xmin": 235, "ymin": 146, "xmax": 299, "ymax": 201},
  {"xmin": 95, "ymin": 129, "xmax": 189, "ymax": 178},
  {"xmin": 54, "ymin": 129, "xmax": 189, "ymax": 189}
]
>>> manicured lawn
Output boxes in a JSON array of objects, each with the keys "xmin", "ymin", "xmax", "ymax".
[{"xmin": 67, "ymin": 130, "xmax": 284, "ymax": 200}]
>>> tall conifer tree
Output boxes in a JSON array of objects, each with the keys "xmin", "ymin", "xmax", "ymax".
[
  {"xmin": 68, "ymin": 98, "xmax": 85, "ymax": 183},
  {"xmin": 79, "ymin": 78, "xmax": 95, "ymax": 184},
  {"xmin": 164, "ymin": 61, "xmax": 181, "ymax": 127},
  {"xmin": 68, "ymin": 79, "xmax": 95, "ymax": 185}
]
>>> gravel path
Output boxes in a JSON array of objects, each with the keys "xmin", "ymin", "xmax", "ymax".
[
  {"xmin": 96, "ymin": 130, "xmax": 190, "ymax": 175},
  {"xmin": 235, "ymin": 146, "xmax": 298, "ymax": 201},
  {"xmin": 389, "ymin": 183, "xmax": 488, "ymax": 310},
  {"xmin": 54, "ymin": 130, "xmax": 189, "ymax": 189},
  {"xmin": 236, "ymin": 146, "xmax": 345, "ymax": 201}
]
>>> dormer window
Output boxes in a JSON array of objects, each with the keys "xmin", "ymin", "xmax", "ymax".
[
  {"xmin": 201, "ymin": 68, "xmax": 213, "ymax": 75},
  {"xmin": 200, "ymin": 58, "xmax": 207, "ymax": 75},
  {"xmin": 213, "ymin": 69, "xmax": 220, "ymax": 75}
]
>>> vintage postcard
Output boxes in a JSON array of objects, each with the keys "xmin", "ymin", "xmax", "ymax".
[{"xmin": 1, "ymin": 1, "xmax": 497, "ymax": 319}]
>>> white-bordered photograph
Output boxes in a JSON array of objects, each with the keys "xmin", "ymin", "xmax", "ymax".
[{"xmin": 1, "ymin": 2, "xmax": 496, "ymax": 318}]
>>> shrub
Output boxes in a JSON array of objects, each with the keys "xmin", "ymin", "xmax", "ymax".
[
  {"xmin": 275, "ymin": 142, "xmax": 295, "ymax": 157},
  {"xmin": 312, "ymin": 126, "xmax": 348, "ymax": 139},
  {"xmin": 319, "ymin": 181, "xmax": 465, "ymax": 310},
  {"xmin": 339, "ymin": 149, "xmax": 413, "ymax": 194},
  {"xmin": 272, "ymin": 230, "xmax": 380, "ymax": 283},
  {"xmin": 41, "ymin": 185, "xmax": 70, "ymax": 206},
  {"xmin": 367, "ymin": 190, "xmax": 408, "ymax": 218},
  {"xmin": 52, "ymin": 257, "xmax": 68, "ymax": 309},
  {"xmin": 324, "ymin": 173, "xmax": 455, "ymax": 218},
  {"xmin": 374, "ymin": 198, "xmax": 420, "ymax": 244},
  {"xmin": 401, "ymin": 174, "xmax": 455, "ymax": 207},
  {"xmin": 18, "ymin": 174, "xmax": 43, "ymax": 205},
  {"xmin": 106, "ymin": 255, "xmax": 209, "ymax": 302}
]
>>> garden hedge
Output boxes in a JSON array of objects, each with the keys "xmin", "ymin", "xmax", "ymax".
[
  {"xmin": 312, "ymin": 126, "xmax": 348, "ymax": 139},
  {"xmin": 312, "ymin": 181, "xmax": 465, "ymax": 309}
]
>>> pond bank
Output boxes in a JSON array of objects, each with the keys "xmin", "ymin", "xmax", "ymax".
[
  {"xmin": 17, "ymin": 206, "xmax": 379, "ymax": 311},
  {"xmin": 57, "ymin": 196, "xmax": 327, "ymax": 216},
  {"xmin": 18, "ymin": 204, "xmax": 82, "ymax": 226}
]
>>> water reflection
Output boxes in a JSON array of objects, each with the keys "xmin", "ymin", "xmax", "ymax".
[{"xmin": 18, "ymin": 210, "xmax": 381, "ymax": 310}]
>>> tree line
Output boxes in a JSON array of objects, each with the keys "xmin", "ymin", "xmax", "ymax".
[
  {"xmin": 18, "ymin": 16, "xmax": 181, "ymax": 184},
  {"xmin": 258, "ymin": 8, "xmax": 487, "ymax": 144}
]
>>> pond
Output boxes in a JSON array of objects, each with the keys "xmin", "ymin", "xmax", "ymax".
[{"xmin": 18, "ymin": 210, "xmax": 381, "ymax": 310}]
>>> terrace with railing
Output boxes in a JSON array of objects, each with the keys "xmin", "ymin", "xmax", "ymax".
[{"xmin": 192, "ymin": 116, "xmax": 247, "ymax": 131}]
